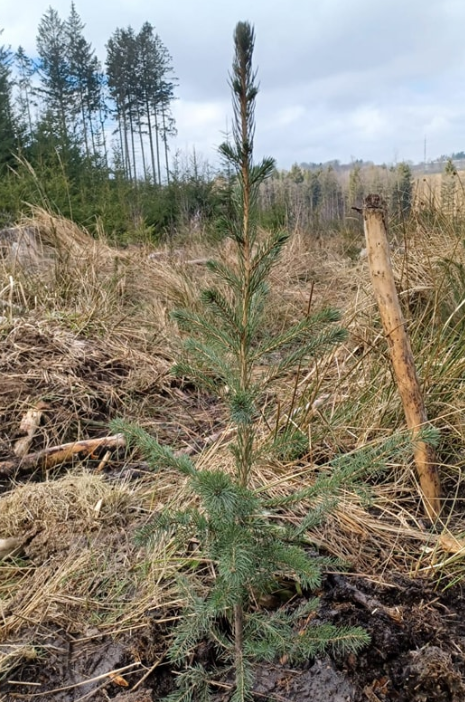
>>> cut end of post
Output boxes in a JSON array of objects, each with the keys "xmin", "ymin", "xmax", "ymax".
[{"xmin": 364, "ymin": 194, "xmax": 387, "ymax": 211}]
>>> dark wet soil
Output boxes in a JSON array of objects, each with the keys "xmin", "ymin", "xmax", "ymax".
[
  {"xmin": 323, "ymin": 573, "xmax": 465, "ymax": 701},
  {"xmin": 3, "ymin": 572, "xmax": 465, "ymax": 702}
]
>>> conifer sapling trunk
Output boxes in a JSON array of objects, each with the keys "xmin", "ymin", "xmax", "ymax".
[{"xmin": 226, "ymin": 23, "xmax": 260, "ymax": 682}]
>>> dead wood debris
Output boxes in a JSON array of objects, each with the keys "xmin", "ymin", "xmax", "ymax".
[
  {"xmin": 0, "ymin": 536, "xmax": 23, "ymax": 559},
  {"xmin": 331, "ymin": 575, "xmax": 404, "ymax": 623},
  {"xmin": 1, "ymin": 426, "xmax": 235, "ymax": 481},
  {"xmin": 0, "ymin": 434, "xmax": 126, "ymax": 478},
  {"xmin": 13, "ymin": 401, "xmax": 49, "ymax": 457}
]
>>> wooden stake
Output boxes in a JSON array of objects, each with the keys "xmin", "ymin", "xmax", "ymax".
[{"xmin": 361, "ymin": 194, "xmax": 441, "ymax": 521}]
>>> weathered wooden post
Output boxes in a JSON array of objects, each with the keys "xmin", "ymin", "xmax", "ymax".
[{"xmin": 361, "ymin": 194, "xmax": 441, "ymax": 521}]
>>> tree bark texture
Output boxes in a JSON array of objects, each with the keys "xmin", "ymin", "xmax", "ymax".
[{"xmin": 362, "ymin": 194, "xmax": 441, "ymax": 520}]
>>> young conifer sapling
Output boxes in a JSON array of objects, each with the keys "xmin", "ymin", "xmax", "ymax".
[{"xmin": 114, "ymin": 20, "xmax": 374, "ymax": 702}]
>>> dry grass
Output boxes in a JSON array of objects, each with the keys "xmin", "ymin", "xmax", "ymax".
[
  {"xmin": 0, "ymin": 469, "xmax": 190, "ymax": 683},
  {"xmin": 415, "ymin": 171, "xmax": 465, "ymax": 214},
  {"xmin": 2, "ymin": 205, "xmax": 465, "ymax": 684}
]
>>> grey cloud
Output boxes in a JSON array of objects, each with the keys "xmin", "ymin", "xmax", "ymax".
[{"xmin": 2, "ymin": 0, "xmax": 465, "ymax": 167}]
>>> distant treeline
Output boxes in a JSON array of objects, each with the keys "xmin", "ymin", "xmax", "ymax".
[
  {"xmin": 257, "ymin": 162, "xmax": 415, "ymax": 234},
  {"xmin": 0, "ymin": 6, "xmax": 457, "ymax": 240},
  {"xmin": 298, "ymin": 152, "xmax": 465, "ymax": 176}
]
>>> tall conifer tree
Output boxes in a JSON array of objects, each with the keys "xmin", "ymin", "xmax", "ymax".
[
  {"xmin": 66, "ymin": 2, "xmax": 103, "ymax": 162},
  {"xmin": 106, "ymin": 22, "xmax": 176, "ymax": 183},
  {"xmin": 0, "ymin": 32, "xmax": 20, "ymax": 172},
  {"xmin": 36, "ymin": 8, "xmax": 71, "ymax": 145},
  {"xmin": 15, "ymin": 46, "xmax": 35, "ymax": 141}
]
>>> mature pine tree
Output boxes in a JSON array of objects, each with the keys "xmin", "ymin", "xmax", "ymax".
[
  {"xmin": 118, "ymin": 27, "xmax": 141, "ymax": 180},
  {"xmin": 66, "ymin": 2, "xmax": 103, "ymax": 162},
  {"xmin": 15, "ymin": 46, "xmax": 35, "ymax": 141},
  {"xmin": 36, "ymin": 7, "xmax": 72, "ymax": 145},
  {"xmin": 106, "ymin": 28, "xmax": 136, "ymax": 181},
  {"xmin": 107, "ymin": 23, "xmax": 177, "ymax": 184},
  {"xmin": 0, "ymin": 33, "xmax": 19, "ymax": 173},
  {"xmin": 95, "ymin": 68, "xmax": 109, "ymax": 166},
  {"xmin": 148, "ymin": 31, "xmax": 177, "ymax": 184},
  {"xmin": 137, "ymin": 22, "xmax": 161, "ymax": 182},
  {"xmin": 159, "ymin": 74, "xmax": 177, "ymax": 183}
]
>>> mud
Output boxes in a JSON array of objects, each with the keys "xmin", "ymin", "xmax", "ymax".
[
  {"xmin": 253, "ymin": 657, "xmax": 358, "ymax": 701},
  {"xmin": 3, "ymin": 572, "xmax": 465, "ymax": 702}
]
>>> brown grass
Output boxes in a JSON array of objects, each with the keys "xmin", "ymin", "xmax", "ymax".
[{"xmin": 2, "ymin": 205, "xmax": 465, "ymax": 682}]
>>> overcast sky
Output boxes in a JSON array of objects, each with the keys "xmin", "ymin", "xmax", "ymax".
[{"xmin": 2, "ymin": 0, "xmax": 465, "ymax": 169}]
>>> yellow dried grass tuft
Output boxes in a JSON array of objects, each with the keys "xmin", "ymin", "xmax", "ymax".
[{"xmin": 0, "ymin": 470, "xmax": 188, "ymax": 681}]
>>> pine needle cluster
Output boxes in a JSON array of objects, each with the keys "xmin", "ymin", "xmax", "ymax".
[{"xmin": 113, "ymin": 20, "xmax": 376, "ymax": 701}]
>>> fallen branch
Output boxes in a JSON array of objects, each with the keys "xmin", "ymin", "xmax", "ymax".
[
  {"xmin": 331, "ymin": 575, "xmax": 403, "ymax": 623},
  {"xmin": 9, "ymin": 661, "xmax": 142, "ymax": 697},
  {"xmin": 0, "ymin": 434, "xmax": 126, "ymax": 478},
  {"xmin": 185, "ymin": 257, "xmax": 210, "ymax": 265},
  {"xmin": 1, "ymin": 426, "xmax": 234, "ymax": 481}
]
